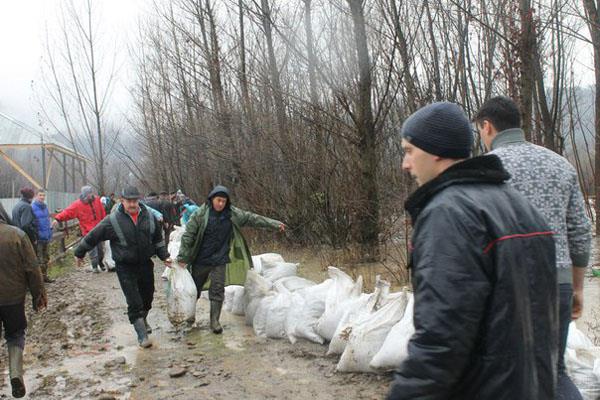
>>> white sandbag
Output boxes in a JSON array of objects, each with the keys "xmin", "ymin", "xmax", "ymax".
[
  {"xmin": 262, "ymin": 261, "xmax": 298, "ymax": 283},
  {"xmin": 273, "ymin": 276, "xmax": 316, "ymax": 292},
  {"xmin": 103, "ymin": 241, "xmax": 116, "ymax": 269},
  {"xmin": 244, "ymin": 270, "xmax": 272, "ymax": 325},
  {"xmin": 316, "ymin": 268, "xmax": 363, "ymax": 341},
  {"xmin": 285, "ymin": 279, "xmax": 333, "ymax": 344},
  {"xmin": 252, "ymin": 253, "xmax": 285, "ymax": 275},
  {"xmin": 253, "ymin": 295, "xmax": 276, "ymax": 337},
  {"xmin": 370, "ymin": 293, "xmax": 415, "ymax": 370},
  {"xmin": 265, "ymin": 290, "xmax": 293, "ymax": 339},
  {"xmin": 167, "ymin": 226, "xmax": 185, "ymax": 259},
  {"xmin": 566, "ymin": 347, "xmax": 600, "ymax": 400},
  {"xmin": 337, "ymin": 292, "xmax": 408, "ymax": 373},
  {"xmin": 568, "ymin": 322, "xmax": 595, "ymax": 351},
  {"xmin": 165, "ymin": 265, "xmax": 198, "ymax": 326},
  {"xmin": 328, "ymin": 281, "xmax": 387, "ymax": 355},
  {"xmin": 224, "ymin": 285, "xmax": 244, "ymax": 313},
  {"xmin": 231, "ymin": 286, "xmax": 246, "ymax": 315}
]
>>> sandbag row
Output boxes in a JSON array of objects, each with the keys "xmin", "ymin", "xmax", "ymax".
[{"xmin": 224, "ymin": 253, "xmax": 415, "ymax": 373}]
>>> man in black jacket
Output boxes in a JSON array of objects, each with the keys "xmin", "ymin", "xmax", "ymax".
[
  {"xmin": 74, "ymin": 186, "xmax": 170, "ymax": 348},
  {"xmin": 387, "ymin": 102, "xmax": 558, "ymax": 399},
  {"xmin": 11, "ymin": 188, "xmax": 37, "ymax": 245}
]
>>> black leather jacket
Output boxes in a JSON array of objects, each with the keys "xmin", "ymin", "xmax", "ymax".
[{"xmin": 387, "ymin": 155, "xmax": 558, "ymax": 400}]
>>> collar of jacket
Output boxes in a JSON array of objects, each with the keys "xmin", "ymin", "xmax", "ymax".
[
  {"xmin": 491, "ymin": 128, "xmax": 526, "ymax": 150},
  {"xmin": 404, "ymin": 154, "xmax": 510, "ymax": 223}
]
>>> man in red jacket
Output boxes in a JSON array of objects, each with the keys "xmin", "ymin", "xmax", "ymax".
[{"xmin": 52, "ymin": 186, "xmax": 107, "ymax": 272}]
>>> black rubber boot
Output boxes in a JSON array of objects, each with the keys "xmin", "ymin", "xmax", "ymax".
[
  {"xmin": 210, "ymin": 301, "xmax": 223, "ymax": 334},
  {"xmin": 133, "ymin": 318, "xmax": 152, "ymax": 348},
  {"xmin": 8, "ymin": 345, "xmax": 26, "ymax": 398}
]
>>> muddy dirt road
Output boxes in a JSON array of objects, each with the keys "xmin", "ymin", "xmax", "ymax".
[{"xmin": 0, "ymin": 256, "xmax": 391, "ymax": 399}]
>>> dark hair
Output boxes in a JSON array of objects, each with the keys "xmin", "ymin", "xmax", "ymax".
[
  {"xmin": 473, "ymin": 96, "xmax": 521, "ymax": 132},
  {"xmin": 147, "ymin": 191, "xmax": 158, "ymax": 197},
  {"xmin": 159, "ymin": 191, "xmax": 168, "ymax": 196},
  {"xmin": 20, "ymin": 187, "xmax": 35, "ymax": 199}
]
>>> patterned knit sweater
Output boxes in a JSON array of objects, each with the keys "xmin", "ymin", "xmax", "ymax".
[{"xmin": 491, "ymin": 128, "xmax": 592, "ymax": 284}]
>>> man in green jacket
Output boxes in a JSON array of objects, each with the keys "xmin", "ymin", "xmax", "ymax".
[{"xmin": 175, "ymin": 185, "xmax": 285, "ymax": 333}]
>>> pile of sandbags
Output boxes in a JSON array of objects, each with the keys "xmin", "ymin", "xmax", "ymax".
[{"xmin": 230, "ymin": 253, "xmax": 413, "ymax": 373}]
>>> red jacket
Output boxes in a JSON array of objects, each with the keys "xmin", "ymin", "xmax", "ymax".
[{"xmin": 55, "ymin": 196, "xmax": 106, "ymax": 236}]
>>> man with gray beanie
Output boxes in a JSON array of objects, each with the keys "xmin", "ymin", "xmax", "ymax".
[
  {"xmin": 387, "ymin": 102, "xmax": 558, "ymax": 399},
  {"xmin": 53, "ymin": 185, "xmax": 107, "ymax": 272}
]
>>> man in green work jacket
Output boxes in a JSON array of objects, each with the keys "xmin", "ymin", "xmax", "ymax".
[{"xmin": 176, "ymin": 185, "xmax": 285, "ymax": 333}]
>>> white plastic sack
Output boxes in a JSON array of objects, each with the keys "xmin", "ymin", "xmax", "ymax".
[
  {"xmin": 337, "ymin": 292, "xmax": 408, "ymax": 373},
  {"xmin": 167, "ymin": 226, "xmax": 185, "ymax": 259},
  {"xmin": 165, "ymin": 265, "xmax": 198, "ymax": 326},
  {"xmin": 103, "ymin": 241, "xmax": 116, "ymax": 269},
  {"xmin": 224, "ymin": 285, "xmax": 244, "ymax": 313},
  {"xmin": 316, "ymin": 267, "xmax": 363, "ymax": 341},
  {"xmin": 231, "ymin": 286, "xmax": 246, "ymax": 316},
  {"xmin": 244, "ymin": 270, "xmax": 272, "ymax": 326},
  {"xmin": 253, "ymin": 295, "xmax": 276, "ymax": 337},
  {"xmin": 265, "ymin": 290, "xmax": 293, "ymax": 339},
  {"xmin": 566, "ymin": 347, "xmax": 600, "ymax": 400},
  {"xmin": 328, "ymin": 280, "xmax": 387, "ymax": 355},
  {"xmin": 568, "ymin": 322, "xmax": 595, "ymax": 351},
  {"xmin": 285, "ymin": 279, "xmax": 333, "ymax": 344},
  {"xmin": 370, "ymin": 293, "xmax": 415, "ymax": 370},
  {"xmin": 273, "ymin": 276, "xmax": 316, "ymax": 292},
  {"xmin": 262, "ymin": 261, "xmax": 298, "ymax": 283},
  {"xmin": 252, "ymin": 253, "xmax": 285, "ymax": 275}
]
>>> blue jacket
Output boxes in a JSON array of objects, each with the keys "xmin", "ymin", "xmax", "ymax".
[{"xmin": 32, "ymin": 200, "xmax": 53, "ymax": 242}]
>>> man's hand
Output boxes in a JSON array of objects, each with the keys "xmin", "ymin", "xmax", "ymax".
[
  {"xmin": 572, "ymin": 289, "xmax": 584, "ymax": 320},
  {"xmin": 76, "ymin": 257, "xmax": 85, "ymax": 268},
  {"xmin": 164, "ymin": 258, "xmax": 173, "ymax": 268},
  {"xmin": 51, "ymin": 220, "xmax": 59, "ymax": 229},
  {"xmin": 279, "ymin": 223, "xmax": 286, "ymax": 233},
  {"xmin": 33, "ymin": 292, "xmax": 48, "ymax": 312}
]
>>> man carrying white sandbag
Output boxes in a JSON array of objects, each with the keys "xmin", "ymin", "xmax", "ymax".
[
  {"xmin": 387, "ymin": 102, "xmax": 557, "ymax": 399},
  {"xmin": 75, "ymin": 186, "xmax": 171, "ymax": 348},
  {"xmin": 175, "ymin": 185, "xmax": 285, "ymax": 334}
]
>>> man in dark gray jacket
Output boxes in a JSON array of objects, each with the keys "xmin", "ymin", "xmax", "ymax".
[
  {"xmin": 75, "ymin": 186, "xmax": 170, "ymax": 348},
  {"xmin": 387, "ymin": 102, "xmax": 557, "ymax": 399},
  {"xmin": 11, "ymin": 187, "xmax": 38, "ymax": 245}
]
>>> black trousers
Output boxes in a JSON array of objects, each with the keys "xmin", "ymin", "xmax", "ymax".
[
  {"xmin": 191, "ymin": 264, "xmax": 226, "ymax": 302},
  {"xmin": 115, "ymin": 261, "xmax": 155, "ymax": 324},
  {"xmin": 0, "ymin": 302, "xmax": 27, "ymax": 349}
]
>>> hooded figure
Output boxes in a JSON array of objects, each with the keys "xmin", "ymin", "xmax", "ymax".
[{"xmin": 177, "ymin": 185, "xmax": 285, "ymax": 333}]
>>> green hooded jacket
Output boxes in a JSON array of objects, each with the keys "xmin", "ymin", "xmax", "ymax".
[{"xmin": 177, "ymin": 202, "xmax": 282, "ymax": 287}]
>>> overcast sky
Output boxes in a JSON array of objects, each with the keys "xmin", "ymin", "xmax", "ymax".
[{"xmin": 0, "ymin": 0, "xmax": 145, "ymax": 129}]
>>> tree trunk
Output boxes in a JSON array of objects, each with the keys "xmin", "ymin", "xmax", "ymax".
[
  {"xmin": 582, "ymin": 0, "xmax": 600, "ymax": 234},
  {"xmin": 519, "ymin": 0, "xmax": 535, "ymax": 142},
  {"xmin": 348, "ymin": 0, "xmax": 380, "ymax": 261}
]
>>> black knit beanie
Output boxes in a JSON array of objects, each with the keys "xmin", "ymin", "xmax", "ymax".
[{"xmin": 401, "ymin": 102, "xmax": 473, "ymax": 159}]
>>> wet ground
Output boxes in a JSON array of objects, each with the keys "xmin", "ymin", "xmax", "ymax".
[
  {"xmin": 0, "ymin": 252, "xmax": 391, "ymax": 399},
  {"xmin": 4, "ymin": 242, "xmax": 600, "ymax": 399}
]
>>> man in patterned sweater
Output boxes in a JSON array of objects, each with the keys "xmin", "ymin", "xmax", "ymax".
[{"xmin": 475, "ymin": 96, "xmax": 592, "ymax": 400}]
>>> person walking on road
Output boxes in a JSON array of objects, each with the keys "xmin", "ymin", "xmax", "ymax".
[
  {"xmin": 32, "ymin": 190, "xmax": 55, "ymax": 283},
  {"xmin": 387, "ymin": 102, "xmax": 558, "ymax": 399},
  {"xmin": 475, "ymin": 96, "xmax": 592, "ymax": 400},
  {"xmin": 176, "ymin": 185, "xmax": 285, "ymax": 334},
  {"xmin": 52, "ymin": 186, "xmax": 107, "ymax": 273},
  {"xmin": 11, "ymin": 188, "xmax": 38, "ymax": 246},
  {"xmin": 0, "ymin": 210, "xmax": 47, "ymax": 398},
  {"xmin": 74, "ymin": 186, "xmax": 170, "ymax": 348}
]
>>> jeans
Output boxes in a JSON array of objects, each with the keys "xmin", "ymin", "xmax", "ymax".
[
  {"xmin": 115, "ymin": 261, "xmax": 155, "ymax": 324},
  {"xmin": 191, "ymin": 264, "xmax": 226, "ymax": 302},
  {"xmin": 557, "ymin": 283, "xmax": 583, "ymax": 400}
]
